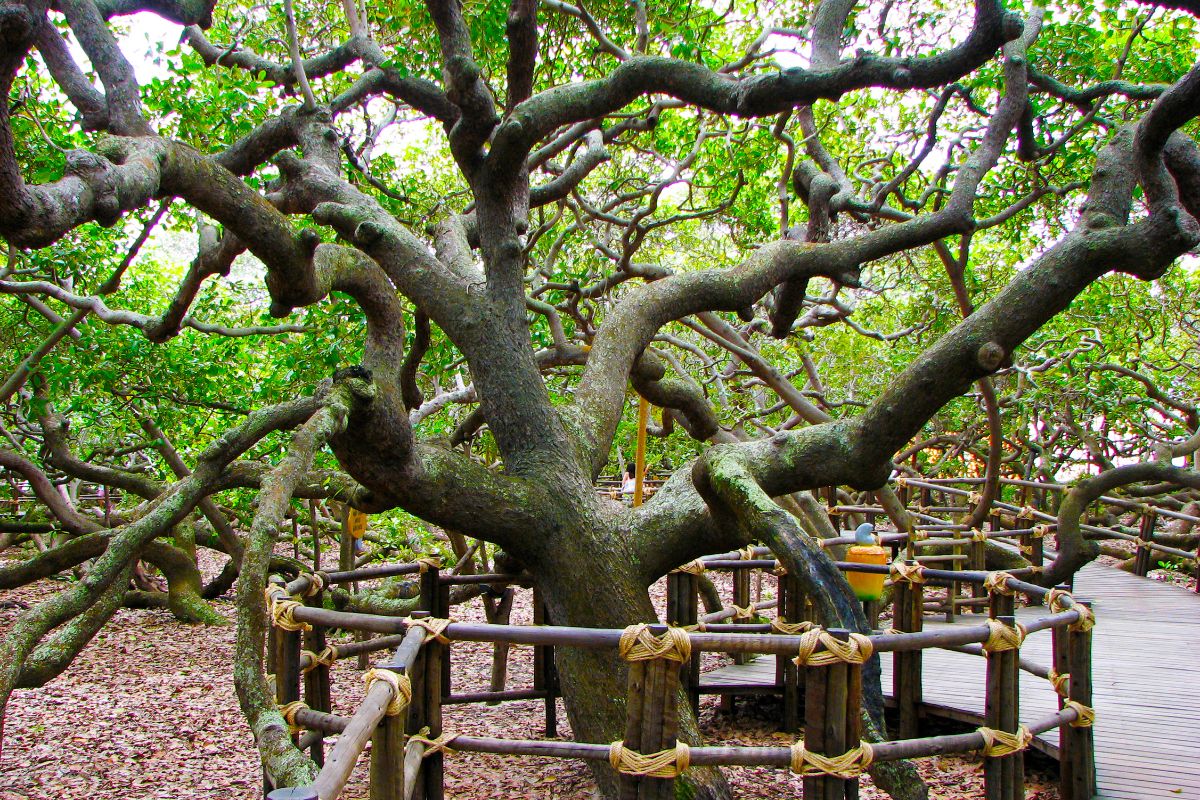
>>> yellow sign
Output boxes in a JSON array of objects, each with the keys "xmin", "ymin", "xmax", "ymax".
[{"xmin": 346, "ymin": 508, "xmax": 368, "ymax": 539}]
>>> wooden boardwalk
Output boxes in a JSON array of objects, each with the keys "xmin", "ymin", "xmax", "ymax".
[{"xmin": 700, "ymin": 562, "xmax": 1200, "ymax": 800}]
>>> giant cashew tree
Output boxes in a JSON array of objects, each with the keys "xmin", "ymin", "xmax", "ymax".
[{"xmin": 2, "ymin": 0, "xmax": 1200, "ymax": 797}]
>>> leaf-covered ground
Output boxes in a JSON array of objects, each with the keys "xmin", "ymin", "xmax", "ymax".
[{"xmin": 1, "ymin": 557, "xmax": 1063, "ymax": 799}]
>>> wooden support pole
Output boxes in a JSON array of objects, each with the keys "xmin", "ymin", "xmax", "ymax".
[
  {"xmin": 303, "ymin": 589, "xmax": 331, "ymax": 766},
  {"xmin": 615, "ymin": 648, "xmax": 684, "ymax": 800},
  {"xmin": 370, "ymin": 706, "xmax": 405, "ymax": 800},
  {"xmin": 984, "ymin": 613, "xmax": 1021, "ymax": 800},
  {"xmin": 1051, "ymin": 586, "xmax": 1073, "ymax": 795},
  {"xmin": 732, "ymin": 565, "xmax": 752, "ymax": 667},
  {"xmin": 803, "ymin": 629, "xmax": 858, "ymax": 800},
  {"xmin": 1065, "ymin": 601, "xmax": 1095, "ymax": 800},
  {"xmin": 483, "ymin": 587, "xmax": 515, "ymax": 704},
  {"xmin": 634, "ymin": 396, "xmax": 649, "ymax": 507},
  {"xmin": 533, "ymin": 588, "xmax": 558, "ymax": 737},
  {"xmin": 892, "ymin": 563, "xmax": 923, "ymax": 740},
  {"xmin": 666, "ymin": 571, "xmax": 700, "ymax": 716},
  {"xmin": 1134, "ymin": 508, "xmax": 1157, "ymax": 577},
  {"xmin": 777, "ymin": 572, "xmax": 809, "ymax": 733}
]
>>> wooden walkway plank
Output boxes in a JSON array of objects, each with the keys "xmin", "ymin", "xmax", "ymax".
[{"xmin": 699, "ymin": 561, "xmax": 1200, "ymax": 800}]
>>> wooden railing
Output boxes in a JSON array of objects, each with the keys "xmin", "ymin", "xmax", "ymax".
[{"xmin": 261, "ymin": 545, "xmax": 1096, "ymax": 800}]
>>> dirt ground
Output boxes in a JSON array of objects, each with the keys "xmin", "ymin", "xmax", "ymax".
[{"xmin": 0, "ymin": 554, "xmax": 1063, "ymax": 800}]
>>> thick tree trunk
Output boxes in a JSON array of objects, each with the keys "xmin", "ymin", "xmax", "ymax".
[{"xmin": 535, "ymin": 516, "xmax": 733, "ymax": 800}]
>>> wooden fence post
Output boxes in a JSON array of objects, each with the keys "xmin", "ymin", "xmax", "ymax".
[
  {"xmin": 302, "ymin": 585, "xmax": 331, "ymax": 766},
  {"xmin": 533, "ymin": 587, "xmax": 559, "ymax": 737},
  {"xmin": 892, "ymin": 561, "xmax": 923, "ymax": 740},
  {"xmin": 1051, "ymin": 586, "xmax": 1073, "ymax": 796},
  {"xmin": 1065, "ymin": 600, "xmax": 1095, "ymax": 800},
  {"xmin": 369, "ymin": 672, "xmax": 406, "ymax": 800},
  {"xmin": 666, "ymin": 568, "xmax": 701, "ymax": 716},
  {"xmin": 802, "ymin": 629, "xmax": 862, "ymax": 800},
  {"xmin": 776, "ymin": 571, "xmax": 809, "ymax": 733},
  {"xmin": 983, "ymin": 612, "xmax": 1022, "ymax": 800},
  {"xmin": 615, "ymin": 627, "xmax": 687, "ymax": 800},
  {"xmin": 1133, "ymin": 507, "xmax": 1157, "ymax": 577}
]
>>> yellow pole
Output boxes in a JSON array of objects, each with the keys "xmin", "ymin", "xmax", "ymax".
[{"xmin": 634, "ymin": 396, "xmax": 649, "ymax": 507}]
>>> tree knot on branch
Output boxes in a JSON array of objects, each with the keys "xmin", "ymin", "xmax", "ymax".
[
  {"xmin": 617, "ymin": 624, "xmax": 692, "ymax": 662},
  {"xmin": 976, "ymin": 725, "xmax": 1032, "ymax": 757},
  {"xmin": 363, "ymin": 668, "xmax": 411, "ymax": 716},
  {"xmin": 792, "ymin": 629, "xmax": 874, "ymax": 666},
  {"xmin": 982, "ymin": 618, "xmax": 1026, "ymax": 653},
  {"xmin": 976, "ymin": 341, "xmax": 1007, "ymax": 372},
  {"xmin": 65, "ymin": 149, "xmax": 122, "ymax": 226},
  {"xmin": 608, "ymin": 741, "xmax": 690, "ymax": 778},
  {"xmin": 787, "ymin": 741, "xmax": 874, "ymax": 778}
]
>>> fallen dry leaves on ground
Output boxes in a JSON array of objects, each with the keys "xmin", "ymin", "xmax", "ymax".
[{"xmin": 1, "ymin": 555, "xmax": 1061, "ymax": 799}]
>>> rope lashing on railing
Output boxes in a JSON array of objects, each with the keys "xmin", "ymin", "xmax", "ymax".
[
  {"xmin": 894, "ymin": 476, "xmax": 909, "ymax": 489},
  {"xmin": 683, "ymin": 621, "xmax": 708, "ymax": 632},
  {"xmin": 670, "ymin": 559, "xmax": 706, "ymax": 575},
  {"xmin": 889, "ymin": 561, "xmax": 926, "ymax": 585},
  {"xmin": 971, "ymin": 528, "xmax": 989, "ymax": 543},
  {"xmin": 264, "ymin": 587, "xmax": 312, "ymax": 632},
  {"xmin": 787, "ymin": 741, "xmax": 874, "ymax": 778},
  {"xmin": 731, "ymin": 604, "xmax": 757, "ymax": 622},
  {"xmin": 404, "ymin": 616, "xmax": 453, "ymax": 644},
  {"xmin": 969, "ymin": 492, "xmax": 984, "ymax": 506},
  {"xmin": 977, "ymin": 725, "xmax": 1033, "ymax": 757},
  {"xmin": 409, "ymin": 728, "xmax": 460, "ymax": 756},
  {"xmin": 983, "ymin": 571, "xmax": 1016, "ymax": 596},
  {"xmin": 1070, "ymin": 604, "xmax": 1095, "ymax": 632},
  {"xmin": 770, "ymin": 618, "xmax": 815, "ymax": 635},
  {"xmin": 364, "ymin": 668, "xmax": 411, "ymax": 716},
  {"xmin": 416, "ymin": 556, "xmax": 442, "ymax": 573},
  {"xmin": 608, "ymin": 741, "xmax": 690, "ymax": 778},
  {"xmin": 1032, "ymin": 524, "xmax": 1051, "ymax": 539},
  {"xmin": 737, "ymin": 546, "xmax": 756, "ymax": 562},
  {"xmin": 1047, "ymin": 589, "xmax": 1096, "ymax": 632},
  {"xmin": 982, "ymin": 619, "xmax": 1027, "ymax": 654},
  {"xmin": 299, "ymin": 645, "xmax": 338, "ymax": 675},
  {"xmin": 300, "ymin": 571, "xmax": 325, "ymax": 597},
  {"xmin": 1046, "ymin": 669, "xmax": 1070, "ymax": 697},
  {"xmin": 1016, "ymin": 505, "xmax": 1038, "ymax": 520},
  {"xmin": 1064, "ymin": 700, "xmax": 1097, "ymax": 728},
  {"xmin": 618, "ymin": 624, "xmax": 692, "ymax": 663},
  {"xmin": 793, "ymin": 629, "xmax": 874, "ymax": 667},
  {"xmin": 1046, "ymin": 588, "xmax": 1071, "ymax": 612},
  {"xmin": 279, "ymin": 700, "xmax": 309, "ymax": 735}
]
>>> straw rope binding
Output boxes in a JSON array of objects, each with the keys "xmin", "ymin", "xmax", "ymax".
[
  {"xmin": 364, "ymin": 668, "xmax": 412, "ymax": 716},
  {"xmin": 793, "ymin": 629, "xmax": 874, "ymax": 666},
  {"xmin": 264, "ymin": 587, "xmax": 312, "ymax": 632},
  {"xmin": 618, "ymin": 624, "xmax": 692, "ymax": 663},
  {"xmin": 977, "ymin": 725, "xmax": 1032, "ymax": 757},
  {"xmin": 982, "ymin": 619, "xmax": 1027, "ymax": 653},
  {"xmin": 788, "ymin": 741, "xmax": 874, "ymax": 778},
  {"xmin": 608, "ymin": 741, "xmax": 690, "ymax": 778}
]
